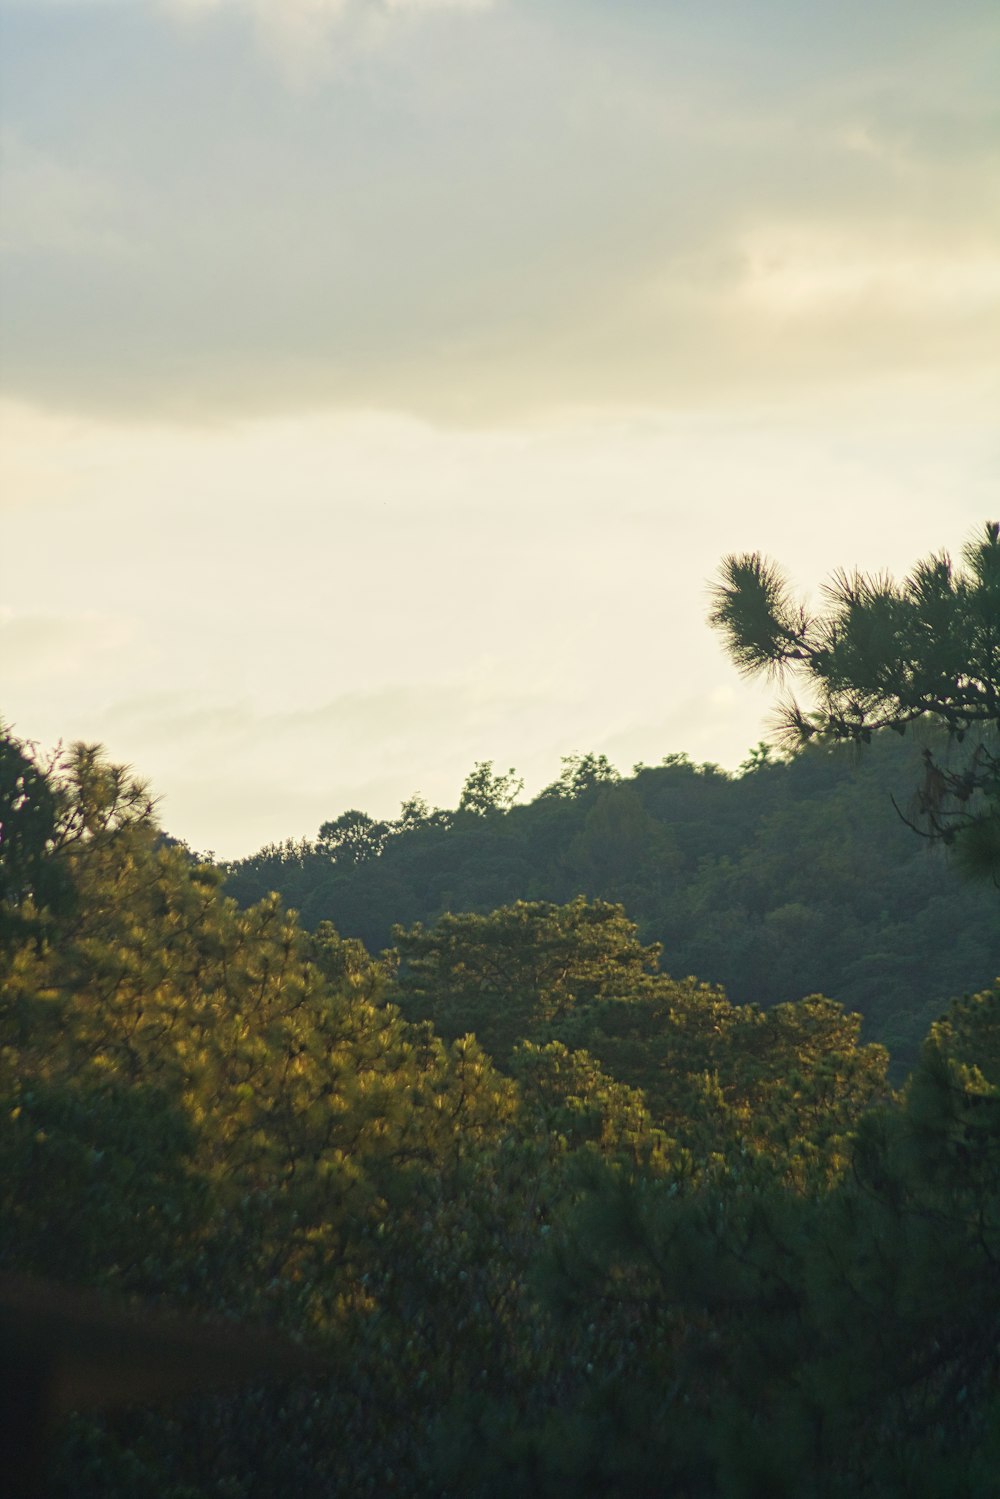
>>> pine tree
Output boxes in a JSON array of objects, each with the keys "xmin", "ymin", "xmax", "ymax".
[{"xmin": 709, "ymin": 521, "xmax": 1000, "ymax": 881}]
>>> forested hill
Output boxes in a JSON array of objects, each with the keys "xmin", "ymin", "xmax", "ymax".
[
  {"xmin": 10, "ymin": 728, "xmax": 1000, "ymax": 1495},
  {"xmin": 223, "ymin": 731, "xmax": 1000, "ymax": 1069}
]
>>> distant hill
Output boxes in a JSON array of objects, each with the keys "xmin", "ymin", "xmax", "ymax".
[{"xmin": 223, "ymin": 732, "xmax": 1000, "ymax": 1072}]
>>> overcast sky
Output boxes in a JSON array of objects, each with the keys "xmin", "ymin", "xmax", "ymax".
[{"xmin": 2, "ymin": 0, "xmax": 997, "ymax": 855}]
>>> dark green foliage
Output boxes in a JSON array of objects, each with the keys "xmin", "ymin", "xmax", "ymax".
[
  {"xmin": 0, "ymin": 726, "xmax": 76, "ymax": 945},
  {"xmin": 5, "ymin": 711, "xmax": 999, "ymax": 1497},
  {"xmin": 0, "ymin": 1081, "xmax": 206, "ymax": 1291},
  {"xmin": 316, "ymin": 808, "xmax": 389, "ymax": 864},
  {"xmin": 487, "ymin": 985, "xmax": 1000, "ymax": 1497},
  {"xmin": 225, "ymin": 731, "xmax": 1000, "ymax": 1072},
  {"xmin": 540, "ymin": 752, "xmax": 621, "ymax": 799},
  {"xmin": 458, "ymin": 760, "xmax": 525, "ymax": 815},
  {"xmin": 710, "ymin": 520, "xmax": 1000, "ymax": 881}
]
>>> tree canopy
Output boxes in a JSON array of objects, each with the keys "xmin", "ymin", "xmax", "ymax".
[
  {"xmin": 709, "ymin": 521, "xmax": 1000, "ymax": 879},
  {"xmin": 225, "ymin": 733, "xmax": 1000, "ymax": 1072}
]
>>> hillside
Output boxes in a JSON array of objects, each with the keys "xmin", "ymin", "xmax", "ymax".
[
  {"xmin": 224, "ymin": 731, "xmax": 1000, "ymax": 1071},
  {"xmin": 6, "ymin": 726, "xmax": 1000, "ymax": 1496}
]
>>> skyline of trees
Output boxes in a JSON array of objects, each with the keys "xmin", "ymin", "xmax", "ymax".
[{"xmin": 224, "ymin": 725, "xmax": 1000, "ymax": 1075}]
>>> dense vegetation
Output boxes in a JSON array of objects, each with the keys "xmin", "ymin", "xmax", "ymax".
[
  {"xmin": 226, "ymin": 731, "xmax": 1000, "ymax": 1073},
  {"xmin": 3, "ymin": 728, "xmax": 999, "ymax": 1496},
  {"xmin": 4, "ymin": 524, "xmax": 999, "ymax": 1494}
]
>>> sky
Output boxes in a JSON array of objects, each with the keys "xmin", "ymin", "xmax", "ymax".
[{"xmin": 1, "ymin": 0, "xmax": 998, "ymax": 856}]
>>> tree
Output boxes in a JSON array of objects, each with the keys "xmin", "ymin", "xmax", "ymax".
[
  {"xmin": 475, "ymin": 983, "xmax": 997, "ymax": 1499},
  {"xmin": 458, "ymin": 761, "xmax": 524, "ymax": 817},
  {"xmin": 540, "ymin": 752, "xmax": 620, "ymax": 799},
  {"xmin": 395, "ymin": 793, "xmax": 432, "ymax": 833},
  {"xmin": 709, "ymin": 521, "xmax": 1000, "ymax": 880},
  {"xmin": 581, "ymin": 980, "xmax": 888, "ymax": 1184},
  {"xmin": 316, "ymin": 808, "xmax": 389, "ymax": 864},
  {"xmin": 2, "ymin": 735, "xmax": 548, "ymax": 1495},
  {"xmin": 510, "ymin": 1039, "xmax": 669, "ymax": 1166},
  {"xmin": 0, "ymin": 728, "xmax": 75, "ymax": 948},
  {"xmin": 393, "ymin": 897, "xmax": 661, "ymax": 1063},
  {"xmin": 565, "ymin": 784, "xmax": 679, "ymax": 901}
]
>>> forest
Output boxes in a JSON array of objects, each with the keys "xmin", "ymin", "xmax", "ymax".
[
  {"xmin": 3, "ymin": 524, "xmax": 1000, "ymax": 1496},
  {"xmin": 224, "ymin": 729, "xmax": 1000, "ymax": 1078}
]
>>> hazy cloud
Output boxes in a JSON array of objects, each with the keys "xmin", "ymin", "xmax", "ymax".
[
  {"xmin": 2, "ymin": 0, "xmax": 997, "ymax": 854},
  {"xmin": 163, "ymin": 0, "xmax": 497, "ymax": 84},
  {"xmin": 1, "ymin": 0, "xmax": 997, "ymax": 422},
  {"xmin": 0, "ymin": 130, "xmax": 130, "ymax": 256},
  {"xmin": 0, "ymin": 607, "xmax": 132, "ymax": 685},
  {"xmin": 73, "ymin": 676, "xmax": 780, "ymax": 856},
  {"xmin": 2, "ymin": 394, "xmax": 993, "ymax": 853}
]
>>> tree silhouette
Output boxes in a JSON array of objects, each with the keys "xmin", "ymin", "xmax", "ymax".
[{"xmin": 710, "ymin": 521, "xmax": 1000, "ymax": 881}]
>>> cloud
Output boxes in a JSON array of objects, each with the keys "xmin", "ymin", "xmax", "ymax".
[
  {"xmin": 163, "ymin": 0, "xmax": 497, "ymax": 84},
  {"xmin": 3, "ymin": 0, "xmax": 997, "ymax": 858},
  {"xmin": 74, "ymin": 677, "xmax": 593, "ymax": 854},
  {"xmin": 0, "ymin": 608, "xmax": 132, "ymax": 686},
  {"xmin": 3, "ymin": 387, "xmax": 994, "ymax": 854},
  {"xmin": 0, "ymin": 130, "xmax": 129, "ymax": 256},
  {"xmin": 736, "ymin": 232, "xmax": 1000, "ymax": 320},
  {"xmin": 1, "ymin": 1, "xmax": 998, "ymax": 425},
  {"xmin": 90, "ymin": 670, "xmax": 779, "ymax": 858}
]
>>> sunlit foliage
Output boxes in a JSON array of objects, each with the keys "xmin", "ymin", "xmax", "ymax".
[{"xmin": 2, "ymin": 722, "xmax": 998, "ymax": 1497}]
